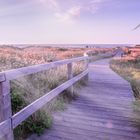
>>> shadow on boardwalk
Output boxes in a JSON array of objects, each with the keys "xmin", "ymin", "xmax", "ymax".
[{"xmin": 28, "ymin": 58, "xmax": 140, "ymax": 140}]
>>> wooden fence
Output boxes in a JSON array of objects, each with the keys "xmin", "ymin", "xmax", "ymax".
[
  {"xmin": 0, "ymin": 51, "xmax": 115, "ymax": 140},
  {"xmin": 0, "ymin": 55, "xmax": 90, "ymax": 140}
]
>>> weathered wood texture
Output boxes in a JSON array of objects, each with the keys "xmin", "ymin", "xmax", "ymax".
[
  {"xmin": 0, "ymin": 77, "xmax": 13, "ymax": 140},
  {"xmin": 1, "ymin": 56, "xmax": 88, "ymax": 81},
  {"xmin": 67, "ymin": 63, "xmax": 74, "ymax": 96},
  {"xmin": 29, "ymin": 58, "xmax": 140, "ymax": 140},
  {"xmin": 0, "ymin": 119, "xmax": 11, "ymax": 139}
]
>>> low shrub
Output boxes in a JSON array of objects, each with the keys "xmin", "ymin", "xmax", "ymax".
[{"xmin": 58, "ymin": 48, "xmax": 68, "ymax": 51}]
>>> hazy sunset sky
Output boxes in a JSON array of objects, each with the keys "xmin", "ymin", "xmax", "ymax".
[{"xmin": 0, "ymin": 0, "xmax": 140, "ymax": 44}]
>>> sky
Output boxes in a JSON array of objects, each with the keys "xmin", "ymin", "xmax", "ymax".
[{"xmin": 0, "ymin": 0, "xmax": 140, "ymax": 44}]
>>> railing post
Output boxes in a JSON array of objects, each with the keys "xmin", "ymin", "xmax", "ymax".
[
  {"xmin": 85, "ymin": 57, "xmax": 89, "ymax": 81},
  {"xmin": 84, "ymin": 52, "xmax": 89, "ymax": 81},
  {"xmin": 0, "ymin": 74, "xmax": 13, "ymax": 140},
  {"xmin": 67, "ymin": 63, "xmax": 74, "ymax": 96}
]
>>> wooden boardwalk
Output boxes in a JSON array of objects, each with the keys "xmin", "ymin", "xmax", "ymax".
[{"xmin": 29, "ymin": 58, "xmax": 140, "ymax": 140}]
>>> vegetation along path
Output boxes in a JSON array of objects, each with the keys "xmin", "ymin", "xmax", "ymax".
[{"xmin": 28, "ymin": 57, "xmax": 140, "ymax": 140}]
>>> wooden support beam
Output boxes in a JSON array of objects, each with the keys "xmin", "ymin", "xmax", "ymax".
[
  {"xmin": 67, "ymin": 63, "xmax": 74, "ymax": 96},
  {"xmin": 84, "ymin": 56, "xmax": 89, "ymax": 81},
  {"xmin": 0, "ymin": 74, "xmax": 13, "ymax": 140},
  {"xmin": 0, "ymin": 119, "xmax": 11, "ymax": 139}
]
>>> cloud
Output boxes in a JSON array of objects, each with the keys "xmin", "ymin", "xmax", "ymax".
[
  {"xmin": 39, "ymin": 0, "xmax": 59, "ymax": 9},
  {"xmin": 54, "ymin": 6, "xmax": 81, "ymax": 23},
  {"xmin": 0, "ymin": 0, "xmax": 106, "ymax": 20},
  {"xmin": 68, "ymin": 6, "xmax": 81, "ymax": 17},
  {"xmin": 38, "ymin": 0, "xmax": 106, "ymax": 23},
  {"xmin": 86, "ymin": 0, "xmax": 106, "ymax": 14}
]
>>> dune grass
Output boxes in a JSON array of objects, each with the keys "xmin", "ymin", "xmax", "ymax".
[
  {"xmin": 10, "ymin": 61, "xmax": 86, "ymax": 140},
  {"xmin": 110, "ymin": 58, "xmax": 140, "ymax": 99},
  {"xmin": 110, "ymin": 58, "xmax": 140, "ymax": 123}
]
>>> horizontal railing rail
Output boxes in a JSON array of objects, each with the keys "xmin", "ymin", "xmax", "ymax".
[{"xmin": 0, "ymin": 56, "xmax": 88, "ymax": 81}]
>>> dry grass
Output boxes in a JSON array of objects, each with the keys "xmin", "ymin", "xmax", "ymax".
[
  {"xmin": 122, "ymin": 46, "xmax": 140, "ymax": 60},
  {"xmin": 110, "ymin": 56, "xmax": 140, "ymax": 129},
  {"xmin": 0, "ymin": 45, "xmax": 114, "ymax": 71},
  {"xmin": 11, "ymin": 62, "xmax": 85, "ymax": 110},
  {"xmin": 110, "ymin": 58, "xmax": 140, "ymax": 99}
]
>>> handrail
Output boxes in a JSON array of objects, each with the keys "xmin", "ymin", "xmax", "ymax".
[
  {"xmin": 0, "ymin": 55, "xmax": 89, "ymax": 140},
  {"xmin": 0, "ymin": 56, "xmax": 88, "ymax": 81}
]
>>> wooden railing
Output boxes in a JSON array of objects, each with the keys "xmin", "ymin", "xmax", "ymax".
[
  {"xmin": 0, "ymin": 51, "xmax": 115, "ymax": 140},
  {"xmin": 0, "ymin": 55, "xmax": 90, "ymax": 140}
]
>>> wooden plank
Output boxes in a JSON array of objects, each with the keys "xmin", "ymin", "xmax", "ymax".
[
  {"xmin": 52, "ymin": 121, "xmax": 140, "ymax": 138},
  {"xmin": 53, "ymin": 115, "xmax": 138, "ymax": 132},
  {"xmin": 67, "ymin": 105, "xmax": 135, "ymax": 119},
  {"xmin": 46, "ymin": 129, "xmax": 98, "ymax": 140},
  {"xmin": 71, "ymin": 102, "xmax": 132, "ymax": 112},
  {"xmin": 0, "ymin": 119, "xmax": 11, "ymax": 139},
  {"xmin": 64, "ymin": 107, "xmax": 139, "ymax": 123},
  {"xmin": 47, "ymin": 129, "xmax": 103, "ymax": 140},
  {"xmin": 50, "ymin": 125, "xmax": 139, "ymax": 140},
  {"xmin": 53, "ymin": 112, "xmax": 138, "ymax": 129},
  {"xmin": 12, "ymin": 70, "xmax": 88, "ymax": 128},
  {"xmin": 2, "ymin": 56, "xmax": 88, "ymax": 81}
]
